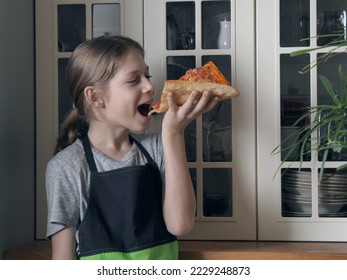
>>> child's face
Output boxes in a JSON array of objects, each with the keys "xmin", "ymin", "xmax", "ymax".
[{"xmin": 102, "ymin": 50, "xmax": 155, "ymax": 132}]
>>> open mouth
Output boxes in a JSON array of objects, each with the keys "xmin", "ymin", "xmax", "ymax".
[{"xmin": 137, "ymin": 103, "xmax": 152, "ymax": 117}]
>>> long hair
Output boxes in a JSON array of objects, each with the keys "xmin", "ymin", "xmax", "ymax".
[{"xmin": 54, "ymin": 35, "xmax": 144, "ymax": 154}]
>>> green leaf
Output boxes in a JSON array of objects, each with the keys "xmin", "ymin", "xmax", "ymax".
[
  {"xmin": 338, "ymin": 65, "xmax": 347, "ymax": 103},
  {"xmin": 318, "ymin": 149, "xmax": 329, "ymax": 183},
  {"xmin": 318, "ymin": 75, "xmax": 341, "ymax": 105}
]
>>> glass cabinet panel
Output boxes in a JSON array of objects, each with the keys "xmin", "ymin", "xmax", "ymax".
[
  {"xmin": 36, "ymin": 0, "xmax": 133, "ymax": 239},
  {"xmin": 58, "ymin": 58, "xmax": 71, "ymax": 124},
  {"xmin": 317, "ymin": 0, "xmax": 347, "ymax": 45},
  {"xmin": 281, "ymin": 169, "xmax": 312, "ymax": 217},
  {"xmin": 278, "ymin": 0, "xmax": 347, "ymax": 226},
  {"xmin": 202, "ymin": 102, "xmax": 232, "ymax": 162},
  {"xmin": 202, "ymin": 1, "xmax": 231, "ymax": 49},
  {"xmin": 166, "ymin": 56, "xmax": 195, "ymax": 79},
  {"xmin": 57, "ymin": 2, "xmax": 123, "ymax": 126},
  {"xmin": 317, "ymin": 53, "xmax": 347, "ymax": 161},
  {"xmin": 58, "ymin": 5, "xmax": 86, "ymax": 52},
  {"xmin": 185, "ymin": 120, "xmax": 197, "ymax": 162},
  {"xmin": 92, "ymin": 4, "xmax": 121, "ymax": 37},
  {"xmin": 165, "ymin": 1, "xmax": 234, "ymax": 221},
  {"xmin": 319, "ymin": 169, "xmax": 347, "ymax": 217},
  {"xmin": 203, "ymin": 168, "xmax": 232, "ymax": 217},
  {"xmin": 202, "ymin": 55, "xmax": 232, "ymax": 162},
  {"xmin": 166, "ymin": 2, "xmax": 195, "ymax": 50},
  {"xmin": 280, "ymin": 0, "xmax": 310, "ymax": 47},
  {"xmin": 280, "ymin": 54, "xmax": 311, "ymax": 161}
]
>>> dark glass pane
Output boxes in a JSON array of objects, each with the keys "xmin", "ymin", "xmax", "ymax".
[
  {"xmin": 317, "ymin": 53, "xmax": 347, "ymax": 106},
  {"xmin": 58, "ymin": 5, "xmax": 86, "ymax": 52},
  {"xmin": 203, "ymin": 168, "xmax": 232, "ymax": 217},
  {"xmin": 167, "ymin": 2, "xmax": 195, "ymax": 50},
  {"xmin": 58, "ymin": 58, "xmax": 71, "ymax": 124},
  {"xmin": 280, "ymin": 0, "xmax": 310, "ymax": 47},
  {"xmin": 281, "ymin": 169, "xmax": 312, "ymax": 217},
  {"xmin": 202, "ymin": 100, "xmax": 232, "ymax": 162},
  {"xmin": 185, "ymin": 120, "xmax": 197, "ymax": 162},
  {"xmin": 317, "ymin": 53, "xmax": 347, "ymax": 161},
  {"xmin": 189, "ymin": 168, "xmax": 197, "ymax": 216},
  {"xmin": 92, "ymin": 4, "xmax": 121, "ymax": 38},
  {"xmin": 202, "ymin": 1, "xmax": 231, "ymax": 49},
  {"xmin": 201, "ymin": 56, "xmax": 232, "ymax": 162},
  {"xmin": 189, "ymin": 168, "xmax": 197, "ymax": 196},
  {"xmin": 318, "ymin": 168, "xmax": 347, "ymax": 217},
  {"xmin": 280, "ymin": 54, "xmax": 311, "ymax": 161},
  {"xmin": 317, "ymin": 0, "xmax": 347, "ymax": 46},
  {"xmin": 166, "ymin": 56, "xmax": 195, "ymax": 80}
]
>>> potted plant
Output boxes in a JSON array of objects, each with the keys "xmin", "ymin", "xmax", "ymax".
[{"xmin": 272, "ymin": 32, "xmax": 347, "ymax": 182}]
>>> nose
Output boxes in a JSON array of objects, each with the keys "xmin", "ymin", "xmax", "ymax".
[{"xmin": 143, "ymin": 78, "xmax": 154, "ymax": 95}]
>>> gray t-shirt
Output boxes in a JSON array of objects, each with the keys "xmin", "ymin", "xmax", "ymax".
[{"xmin": 45, "ymin": 133, "xmax": 164, "ymax": 240}]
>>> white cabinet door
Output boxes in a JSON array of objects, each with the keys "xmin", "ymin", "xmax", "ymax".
[
  {"xmin": 257, "ymin": 0, "xmax": 347, "ymax": 241},
  {"xmin": 144, "ymin": 0, "xmax": 257, "ymax": 240},
  {"xmin": 35, "ymin": 0, "xmax": 143, "ymax": 239}
]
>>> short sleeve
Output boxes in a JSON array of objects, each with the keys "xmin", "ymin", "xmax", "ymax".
[{"xmin": 45, "ymin": 152, "xmax": 82, "ymax": 239}]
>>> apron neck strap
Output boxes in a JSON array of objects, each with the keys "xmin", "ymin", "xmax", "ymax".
[
  {"xmin": 82, "ymin": 135, "xmax": 98, "ymax": 174},
  {"xmin": 129, "ymin": 135, "xmax": 154, "ymax": 163},
  {"xmin": 82, "ymin": 134, "xmax": 155, "ymax": 174}
]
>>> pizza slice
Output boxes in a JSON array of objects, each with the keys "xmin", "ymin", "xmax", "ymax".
[{"xmin": 148, "ymin": 61, "xmax": 239, "ymax": 115}]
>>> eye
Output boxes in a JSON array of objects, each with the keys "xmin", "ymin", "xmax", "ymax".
[
  {"xmin": 146, "ymin": 75, "xmax": 152, "ymax": 80},
  {"xmin": 128, "ymin": 77, "xmax": 139, "ymax": 84}
]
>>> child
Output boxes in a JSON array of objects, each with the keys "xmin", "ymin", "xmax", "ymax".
[{"xmin": 45, "ymin": 35, "xmax": 219, "ymax": 260}]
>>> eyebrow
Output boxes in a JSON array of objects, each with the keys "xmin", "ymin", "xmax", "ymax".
[{"xmin": 127, "ymin": 66, "xmax": 150, "ymax": 75}]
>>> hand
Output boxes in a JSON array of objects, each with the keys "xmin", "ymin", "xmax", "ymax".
[{"xmin": 162, "ymin": 90, "xmax": 220, "ymax": 134}]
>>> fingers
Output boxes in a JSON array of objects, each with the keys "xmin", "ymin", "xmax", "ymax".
[
  {"xmin": 196, "ymin": 91, "xmax": 220, "ymax": 113},
  {"xmin": 167, "ymin": 92, "xmax": 177, "ymax": 110},
  {"xmin": 163, "ymin": 90, "xmax": 221, "ymax": 132},
  {"xmin": 180, "ymin": 91, "xmax": 203, "ymax": 112},
  {"xmin": 166, "ymin": 90, "xmax": 220, "ymax": 116},
  {"xmin": 201, "ymin": 92, "xmax": 220, "ymax": 113},
  {"xmin": 184, "ymin": 91, "xmax": 219, "ymax": 115}
]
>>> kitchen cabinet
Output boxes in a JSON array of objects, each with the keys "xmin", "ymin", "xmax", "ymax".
[
  {"xmin": 35, "ymin": 0, "xmax": 143, "ymax": 239},
  {"xmin": 144, "ymin": 0, "xmax": 256, "ymax": 240},
  {"xmin": 258, "ymin": 0, "xmax": 347, "ymax": 241}
]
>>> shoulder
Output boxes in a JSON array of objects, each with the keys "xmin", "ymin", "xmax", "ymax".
[
  {"xmin": 131, "ymin": 133, "xmax": 164, "ymax": 167},
  {"xmin": 46, "ymin": 139, "xmax": 87, "ymax": 178},
  {"xmin": 132, "ymin": 133, "xmax": 161, "ymax": 147},
  {"xmin": 132, "ymin": 133, "xmax": 162, "ymax": 154},
  {"xmin": 45, "ymin": 140, "xmax": 87, "ymax": 239}
]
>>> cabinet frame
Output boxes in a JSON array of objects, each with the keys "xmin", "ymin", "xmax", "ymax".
[
  {"xmin": 35, "ymin": 0, "xmax": 143, "ymax": 239},
  {"xmin": 257, "ymin": 0, "xmax": 347, "ymax": 241},
  {"xmin": 144, "ymin": 0, "xmax": 257, "ymax": 240}
]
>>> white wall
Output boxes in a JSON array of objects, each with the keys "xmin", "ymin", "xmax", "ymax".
[{"xmin": 0, "ymin": 0, "xmax": 35, "ymax": 259}]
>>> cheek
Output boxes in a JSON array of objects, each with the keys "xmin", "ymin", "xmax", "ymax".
[
  {"xmin": 111, "ymin": 97, "xmax": 135, "ymax": 115},
  {"xmin": 106, "ymin": 87, "xmax": 140, "ymax": 111}
]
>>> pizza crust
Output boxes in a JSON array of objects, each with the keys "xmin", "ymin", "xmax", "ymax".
[{"xmin": 148, "ymin": 80, "xmax": 239, "ymax": 115}]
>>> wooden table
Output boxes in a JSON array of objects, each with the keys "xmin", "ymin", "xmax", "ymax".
[{"xmin": 4, "ymin": 240, "xmax": 347, "ymax": 260}]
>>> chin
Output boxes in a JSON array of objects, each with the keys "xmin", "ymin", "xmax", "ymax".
[{"xmin": 131, "ymin": 124, "xmax": 150, "ymax": 133}]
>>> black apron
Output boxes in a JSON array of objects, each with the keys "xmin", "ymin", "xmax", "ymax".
[{"xmin": 78, "ymin": 135, "xmax": 177, "ymax": 260}]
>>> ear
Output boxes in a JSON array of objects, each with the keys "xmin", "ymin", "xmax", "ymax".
[{"xmin": 84, "ymin": 86, "xmax": 105, "ymax": 108}]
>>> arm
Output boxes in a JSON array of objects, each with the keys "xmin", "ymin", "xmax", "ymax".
[
  {"xmin": 161, "ymin": 91, "xmax": 219, "ymax": 236},
  {"xmin": 51, "ymin": 226, "xmax": 76, "ymax": 260}
]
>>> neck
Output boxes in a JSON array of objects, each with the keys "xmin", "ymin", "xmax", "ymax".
[{"xmin": 87, "ymin": 122, "xmax": 132, "ymax": 160}]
